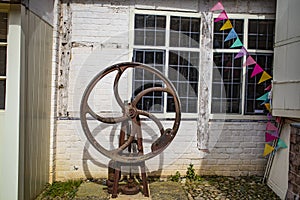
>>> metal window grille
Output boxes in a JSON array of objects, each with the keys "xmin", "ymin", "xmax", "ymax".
[
  {"xmin": 0, "ymin": 12, "xmax": 8, "ymax": 110},
  {"xmin": 133, "ymin": 13, "xmax": 201, "ymax": 114}
]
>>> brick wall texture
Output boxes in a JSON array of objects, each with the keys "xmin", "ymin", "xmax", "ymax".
[
  {"xmin": 52, "ymin": 0, "xmax": 276, "ymax": 181},
  {"xmin": 287, "ymin": 124, "xmax": 300, "ymax": 199}
]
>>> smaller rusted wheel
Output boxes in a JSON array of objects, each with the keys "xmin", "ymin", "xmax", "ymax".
[{"xmin": 80, "ymin": 62, "xmax": 181, "ymax": 163}]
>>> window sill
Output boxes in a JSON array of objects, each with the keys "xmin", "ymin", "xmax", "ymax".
[{"xmin": 209, "ymin": 113, "xmax": 268, "ymax": 122}]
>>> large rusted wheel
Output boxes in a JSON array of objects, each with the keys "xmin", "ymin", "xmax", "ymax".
[{"xmin": 80, "ymin": 62, "xmax": 181, "ymax": 163}]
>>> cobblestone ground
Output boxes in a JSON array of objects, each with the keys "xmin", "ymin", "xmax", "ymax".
[
  {"xmin": 184, "ymin": 176, "xmax": 280, "ymax": 200},
  {"xmin": 37, "ymin": 176, "xmax": 280, "ymax": 199}
]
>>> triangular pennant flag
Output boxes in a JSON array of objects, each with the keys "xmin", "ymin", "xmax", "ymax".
[
  {"xmin": 224, "ymin": 28, "xmax": 238, "ymax": 41},
  {"xmin": 256, "ymin": 92, "xmax": 270, "ymax": 101},
  {"xmin": 220, "ymin": 19, "xmax": 233, "ymax": 31},
  {"xmin": 211, "ymin": 1, "xmax": 225, "ymax": 11},
  {"xmin": 266, "ymin": 122, "xmax": 278, "ymax": 131},
  {"xmin": 235, "ymin": 47, "xmax": 248, "ymax": 59},
  {"xmin": 260, "ymin": 98, "xmax": 270, "ymax": 105},
  {"xmin": 265, "ymin": 84, "xmax": 272, "ymax": 91},
  {"xmin": 277, "ymin": 138, "xmax": 287, "ymax": 149},
  {"xmin": 243, "ymin": 55, "xmax": 257, "ymax": 67},
  {"xmin": 251, "ymin": 64, "xmax": 264, "ymax": 78},
  {"xmin": 265, "ymin": 103, "xmax": 271, "ymax": 112},
  {"xmin": 265, "ymin": 132, "xmax": 278, "ymax": 142},
  {"xmin": 273, "ymin": 130, "xmax": 279, "ymax": 137},
  {"xmin": 258, "ymin": 71, "xmax": 272, "ymax": 84},
  {"xmin": 263, "ymin": 144, "xmax": 275, "ymax": 157},
  {"xmin": 214, "ymin": 11, "xmax": 228, "ymax": 22},
  {"xmin": 230, "ymin": 37, "xmax": 243, "ymax": 48},
  {"xmin": 267, "ymin": 113, "xmax": 272, "ymax": 120}
]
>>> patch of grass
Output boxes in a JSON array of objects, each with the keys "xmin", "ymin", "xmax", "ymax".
[{"xmin": 41, "ymin": 180, "xmax": 82, "ymax": 199}]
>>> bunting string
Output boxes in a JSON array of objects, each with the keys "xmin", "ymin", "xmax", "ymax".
[{"xmin": 211, "ymin": 1, "xmax": 287, "ymax": 157}]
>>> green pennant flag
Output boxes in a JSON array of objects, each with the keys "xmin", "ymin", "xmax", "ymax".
[
  {"xmin": 230, "ymin": 37, "xmax": 243, "ymax": 48},
  {"xmin": 277, "ymin": 138, "xmax": 287, "ymax": 149},
  {"xmin": 256, "ymin": 92, "xmax": 269, "ymax": 101}
]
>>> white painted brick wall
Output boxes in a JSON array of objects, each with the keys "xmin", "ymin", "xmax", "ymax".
[{"xmin": 53, "ymin": 0, "xmax": 275, "ymax": 181}]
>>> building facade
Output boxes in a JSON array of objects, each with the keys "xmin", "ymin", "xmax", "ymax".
[{"xmin": 52, "ymin": 0, "xmax": 277, "ymax": 181}]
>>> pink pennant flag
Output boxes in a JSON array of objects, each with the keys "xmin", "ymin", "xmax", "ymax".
[
  {"xmin": 211, "ymin": 2, "xmax": 225, "ymax": 11},
  {"xmin": 265, "ymin": 84, "xmax": 272, "ymax": 91},
  {"xmin": 265, "ymin": 132, "xmax": 278, "ymax": 142},
  {"xmin": 250, "ymin": 64, "xmax": 264, "ymax": 78},
  {"xmin": 235, "ymin": 47, "xmax": 248, "ymax": 59},
  {"xmin": 266, "ymin": 122, "xmax": 278, "ymax": 131},
  {"xmin": 243, "ymin": 56, "xmax": 256, "ymax": 67},
  {"xmin": 214, "ymin": 11, "xmax": 228, "ymax": 22}
]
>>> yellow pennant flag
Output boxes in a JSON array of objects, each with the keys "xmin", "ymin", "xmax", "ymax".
[
  {"xmin": 263, "ymin": 144, "xmax": 274, "ymax": 157},
  {"xmin": 220, "ymin": 19, "xmax": 233, "ymax": 31},
  {"xmin": 264, "ymin": 103, "xmax": 271, "ymax": 112},
  {"xmin": 258, "ymin": 71, "xmax": 272, "ymax": 84}
]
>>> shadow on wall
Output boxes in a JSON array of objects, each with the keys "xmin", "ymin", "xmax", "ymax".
[{"xmin": 81, "ymin": 121, "xmax": 164, "ymax": 180}]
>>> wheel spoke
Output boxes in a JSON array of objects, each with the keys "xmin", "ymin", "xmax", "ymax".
[
  {"xmin": 137, "ymin": 110, "xmax": 164, "ymax": 135},
  {"xmin": 131, "ymin": 87, "xmax": 170, "ymax": 106},
  {"xmin": 113, "ymin": 67, "xmax": 125, "ymax": 110},
  {"xmin": 86, "ymin": 105, "xmax": 128, "ymax": 124}
]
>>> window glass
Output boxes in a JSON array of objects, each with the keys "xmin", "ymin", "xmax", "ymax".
[{"xmin": 133, "ymin": 13, "xmax": 201, "ymax": 114}]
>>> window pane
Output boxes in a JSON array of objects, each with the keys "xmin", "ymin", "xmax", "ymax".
[
  {"xmin": 132, "ymin": 49, "xmax": 165, "ymax": 112},
  {"xmin": 0, "ymin": 46, "xmax": 6, "ymax": 76},
  {"xmin": 168, "ymin": 51, "xmax": 199, "ymax": 113},
  {"xmin": 170, "ymin": 16, "xmax": 200, "ymax": 48},
  {"xmin": 211, "ymin": 53, "xmax": 242, "ymax": 114},
  {"xmin": 134, "ymin": 14, "xmax": 166, "ymax": 46},
  {"xmin": 213, "ymin": 19, "xmax": 244, "ymax": 49},
  {"xmin": 0, "ymin": 13, "xmax": 8, "ymax": 43},
  {"xmin": 248, "ymin": 19, "xmax": 275, "ymax": 50},
  {"xmin": 245, "ymin": 54, "xmax": 273, "ymax": 114},
  {"xmin": 0, "ymin": 80, "xmax": 5, "ymax": 109}
]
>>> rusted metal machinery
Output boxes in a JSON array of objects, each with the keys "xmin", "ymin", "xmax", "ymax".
[{"xmin": 80, "ymin": 62, "xmax": 181, "ymax": 198}]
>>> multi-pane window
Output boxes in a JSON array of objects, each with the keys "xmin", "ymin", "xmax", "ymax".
[
  {"xmin": 0, "ymin": 12, "xmax": 7, "ymax": 110},
  {"xmin": 133, "ymin": 12, "xmax": 200, "ymax": 114},
  {"xmin": 212, "ymin": 17, "xmax": 275, "ymax": 115}
]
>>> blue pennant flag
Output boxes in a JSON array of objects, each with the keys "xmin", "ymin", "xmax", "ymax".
[{"xmin": 225, "ymin": 28, "xmax": 238, "ymax": 42}]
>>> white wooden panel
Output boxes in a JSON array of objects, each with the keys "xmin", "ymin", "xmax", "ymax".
[
  {"xmin": 267, "ymin": 123, "xmax": 290, "ymax": 199},
  {"xmin": 20, "ymin": 8, "xmax": 53, "ymax": 200}
]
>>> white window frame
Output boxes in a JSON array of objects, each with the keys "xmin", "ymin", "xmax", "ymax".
[
  {"xmin": 0, "ymin": 5, "xmax": 9, "ymax": 111},
  {"xmin": 209, "ymin": 13, "xmax": 275, "ymax": 120},
  {"xmin": 129, "ymin": 9, "xmax": 202, "ymax": 119}
]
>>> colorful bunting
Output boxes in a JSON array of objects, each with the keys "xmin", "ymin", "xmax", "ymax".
[
  {"xmin": 266, "ymin": 122, "xmax": 278, "ymax": 131},
  {"xmin": 263, "ymin": 144, "xmax": 274, "ymax": 157},
  {"xmin": 267, "ymin": 113, "xmax": 272, "ymax": 120},
  {"xmin": 224, "ymin": 28, "xmax": 238, "ymax": 41},
  {"xmin": 211, "ymin": 1, "xmax": 225, "ymax": 11},
  {"xmin": 264, "ymin": 103, "xmax": 271, "ymax": 112},
  {"xmin": 214, "ymin": 10, "xmax": 228, "ymax": 22},
  {"xmin": 220, "ymin": 19, "xmax": 233, "ymax": 30},
  {"xmin": 264, "ymin": 84, "xmax": 272, "ymax": 91},
  {"xmin": 258, "ymin": 71, "xmax": 272, "ymax": 84},
  {"xmin": 230, "ymin": 37, "xmax": 243, "ymax": 48},
  {"xmin": 235, "ymin": 47, "xmax": 248, "ymax": 59},
  {"xmin": 256, "ymin": 92, "xmax": 269, "ymax": 101},
  {"xmin": 277, "ymin": 138, "xmax": 287, "ymax": 149},
  {"xmin": 265, "ymin": 132, "xmax": 278, "ymax": 142},
  {"xmin": 244, "ymin": 56, "xmax": 256, "ymax": 67},
  {"xmin": 211, "ymin": 2, "xmax": 286, "ymax": 157},
  {"xmin": 251, "ymin": 64, "xmax": 264, "ymax": 78}
]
